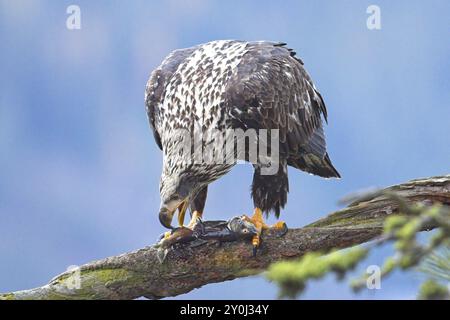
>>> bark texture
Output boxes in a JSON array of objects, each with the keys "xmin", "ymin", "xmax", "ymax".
[{"xmin": 1, "ymin": 175, "xmax": 449, "ymax": 300}]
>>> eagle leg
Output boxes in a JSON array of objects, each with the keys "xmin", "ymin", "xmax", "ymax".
[
  {"xmin": 243, "ymin": 208, "xmax": 287, "ymax": 256},
  {"xmin": 186, "ymin": 210, "xmax": 203, "ymax": 229},
  {"xmin": 185, "ymin": 186, "xmax": 208, "ymax": 229}
]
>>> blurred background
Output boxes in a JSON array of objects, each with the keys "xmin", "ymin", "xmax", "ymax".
[{"xmin": 0, "ymin": 0, "xmax": 449, "ymax": 299}]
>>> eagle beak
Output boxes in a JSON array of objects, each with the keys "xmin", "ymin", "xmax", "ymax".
[
  {"xmin": 158, "ymin": 198, "xmax": 189, "ymax": 229},
  {"xmin": 158, "ymin": 206, "xmax": 175, "ymax": 229}
]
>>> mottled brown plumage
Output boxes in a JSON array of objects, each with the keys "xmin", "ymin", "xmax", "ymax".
[{"xmin": 145, "ymin": 40, "xmax": 339, "ymax": 228}]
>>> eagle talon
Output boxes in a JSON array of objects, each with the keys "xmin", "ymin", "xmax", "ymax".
[
  {"xmin": 186, "ymin": 210, "xmax": 203, "ymax": 230},
  {"xmin": 271, "ymin": 221, "xmax": 288, "ymax": 238},
  {"xmin": 243, "ymin": 208, "xmax": 287, "ymax": 255},
  {"xmin": 252, "ymin": 235, "xmax": 263, "ymax": 257},
  {"xmin": 162, "ymin": 231, "xmax": 172, "ymax": 240}
]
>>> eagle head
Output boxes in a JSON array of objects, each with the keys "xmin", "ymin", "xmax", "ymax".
[{"xmin": 158, "ymin": 169, "xmax": 201, "ymax": 229}]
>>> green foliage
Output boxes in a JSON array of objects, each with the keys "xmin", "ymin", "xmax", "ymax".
[
  {"xmin": 417, "ymin": 246, "xmax": 450, "ymax": 282},
  {"xmin": 418, "ymin": 279, "xmax": 449, "ymax": 300},
  {"xmin": 266, "ymin": 193, "xmax": 450, "ymax": 299},
  {"xmin": 267, "ymin": 248, "xmax": 367, "ymax": 298}
]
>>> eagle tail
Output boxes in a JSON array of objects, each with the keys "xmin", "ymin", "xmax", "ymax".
[{"xmin": 288, "ymin": 153, "xmax": 341, "ymax": 178}]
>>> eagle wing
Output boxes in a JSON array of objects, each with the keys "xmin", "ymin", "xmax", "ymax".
[
  {"xmin": 145, "ymin": 47, "xmax": 197, "ymax": 150},
  {"xmin": 225, "ymin": 42, "xmax": 340, "ymax": 178}
]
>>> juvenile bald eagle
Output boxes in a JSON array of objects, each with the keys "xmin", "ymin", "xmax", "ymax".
[{"xmin": 145, "ymin": 40, "xmax": 340, "ymax": 250}]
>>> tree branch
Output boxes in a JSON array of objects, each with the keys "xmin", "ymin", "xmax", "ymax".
[{"xmin": 1, "ymin": 175, "xmax": 449, "ymax": 300}]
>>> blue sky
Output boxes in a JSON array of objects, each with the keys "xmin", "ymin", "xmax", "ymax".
[{"xmin": 0, "ymin": 0, "xmax": 449, "ymax": 299}]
